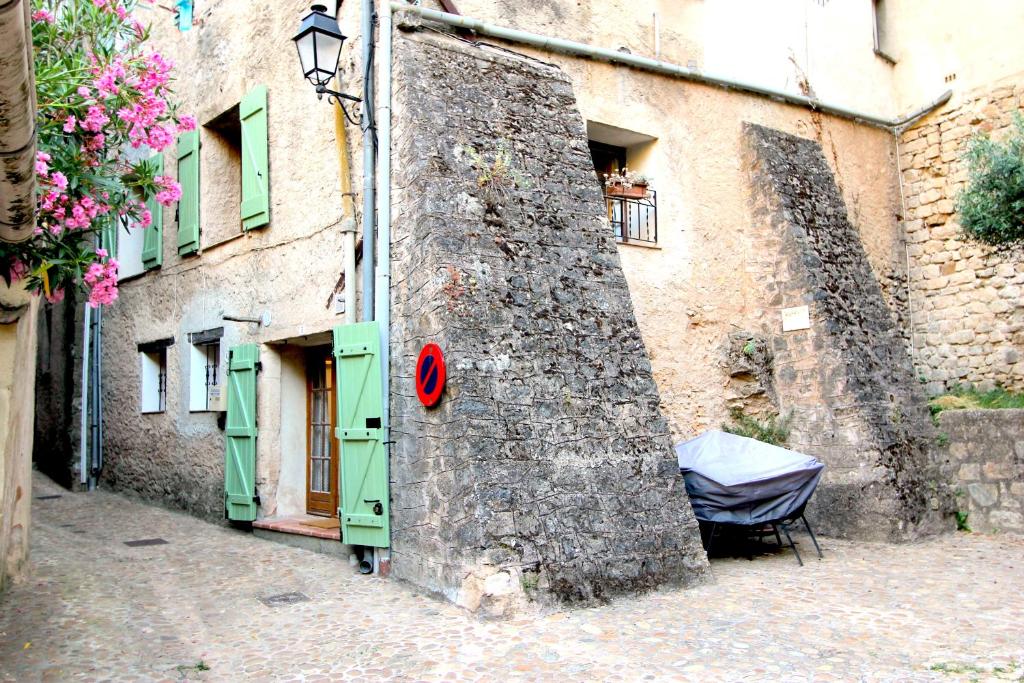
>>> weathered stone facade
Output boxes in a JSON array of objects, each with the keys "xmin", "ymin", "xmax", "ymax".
[
  {"xmin": 746, "ymin": 124, "xmax": 955, "ymax": 541},
  {"xmin": 388, "ymin": 33, "xmax": 710, "ymax": 612},
  {"xmin": 942, "ymin": 409, "xmax": 1024, "ymax": 534},
  {"xmin": 900, "ymin": 76, "xmax": 1024, "ymax": 395}
]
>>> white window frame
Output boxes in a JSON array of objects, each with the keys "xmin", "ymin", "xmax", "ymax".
[
  {"xmin": 188, "ymin": 332, "xmax": 222, "ymax": 412},
  {"xmin": 140, "ymin": 348, "xmax": 167, "ymax": 413}
]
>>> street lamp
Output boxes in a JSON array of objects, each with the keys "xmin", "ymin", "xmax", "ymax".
[{"xmin": 293, "ymin": 3, "xmax": 361, "ymax": 104}]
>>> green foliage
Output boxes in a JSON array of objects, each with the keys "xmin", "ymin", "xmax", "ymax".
[
  {"xmin": 722, "ymin": 408, "xmax": 792, "ymax": 447},
  {"xmin": 929, "ymin": 385, "xmax": 1024, "ymax": 420},
  {"xmin": 936, "ymin": 432, "xmax": 950, "ymax": 448},
  {"xmin": 463, "ymin": 141, "xmax": 527, "ymax": 204},
  {"xmin": 957, "ymin": 113, "xmax": 1024, "ymax": 247},
  {"xmin": 955, "ymin": 510, "xmax": 971, "ymax": 532}
]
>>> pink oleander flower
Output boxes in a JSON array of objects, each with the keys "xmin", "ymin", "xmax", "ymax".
[
  {"xmin": 91, "ymin": 0, "xmax": 109, "ymax": 8},
  {"xmin": 35, "ymin": 151, "xmax": 50, "ymax": 176},
  {"xmin": 84, "ymin": 255, "xmax": 119, "ymax": 308},
  {"xmin": 82, "ymin": 105, "xmax": 110, "ymax": 133},
  {"xmin": 138, "ymin": 207, "xmax": 153, "ymax": 228},
  {"xmin": 77, "ymin": 86, "xmax": 92, "ymax": 98},
  {"xmin": 8, "ymin": 259, "xmax": 29, "ymax": 281},
  {"xmin": 63, "ymin": 116, "xmax": 77, "ymax": 133},
  {"xmin": 32, "ymin": 9, "xmax": 55, "ymax": 23},
  {"xmin": 45, "ymin": 288, "xmax": 65, "ymax": 304},
  {"xmin": 154, "ymin": 175, "xmax": 182, "ymax": 206},
  {"xmin": 50, "ymin": 172, "xmax": 68, "ymax": 191},
  {"xmin": 177, "ymin": 114, "xmax": 197, "ymax": 132},
  {"xmin": 146, "ymin": 124, "xmax": 173, "ymax": 151}
]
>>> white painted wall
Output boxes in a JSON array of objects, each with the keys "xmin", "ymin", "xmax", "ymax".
[
  {"xmin": 140, "ymin": 351, "xmax": 163, "ymax": 413},
  {"xmin": 276, "ymin": 347, "xmax": 307, "ymax": 517}
]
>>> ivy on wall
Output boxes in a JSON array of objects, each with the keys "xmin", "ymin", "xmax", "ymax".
[{"xmin": 957, "ymin": 113, "xmax": 1024, "ymax": 248}]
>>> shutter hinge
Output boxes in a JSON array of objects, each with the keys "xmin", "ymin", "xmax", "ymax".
[
  {"xmin": 255, "ymin": 361, "xmax": 263, "ymax": 373},
  {"xmin": 253, "ymin": 494, "xmax": 261, "ymax": 506}
]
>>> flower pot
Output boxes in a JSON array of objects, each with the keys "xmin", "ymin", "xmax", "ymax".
[{"xmin": 605, "ymin": 183, "xmax": 648, "ymax": 199}]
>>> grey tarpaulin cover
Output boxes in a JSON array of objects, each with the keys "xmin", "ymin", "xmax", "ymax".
[{"xmin": 675, "ymin": 430, "xmax": 824, "ymax": 525}]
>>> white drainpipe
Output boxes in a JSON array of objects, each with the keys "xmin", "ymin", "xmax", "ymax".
[{"xmin": 373, "ymin": 0, "xmax": 394, "ymax": 556}]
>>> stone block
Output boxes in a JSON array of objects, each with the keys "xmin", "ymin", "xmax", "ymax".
[
  {"xmin": 967, "ymin": 482, "xmax": 999, "ymax": 507},
  {"xmin": 988, "ymin": 510, "xmax": 1023, "ymax": 530},
  {"xmin": 983, "ymin": 462, "xmax": 1015, "ymax": 480},
  {"xmin": 958, "ymin": 463, "xmax": 980, "ymax": 480}
]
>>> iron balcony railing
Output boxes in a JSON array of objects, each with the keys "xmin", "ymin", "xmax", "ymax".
[{"xmin": 605, "ymin": 189, "xmax": 657, "ymax": 245}]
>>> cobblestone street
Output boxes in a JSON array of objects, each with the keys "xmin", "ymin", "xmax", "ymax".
[{"xmin": 2, "ymin": 474, "xmax": 1023, "ymax": 682}]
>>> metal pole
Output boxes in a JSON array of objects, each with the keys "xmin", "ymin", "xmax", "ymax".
[{"xmin": 78, "ymin": 303, "xmax": 91, "ymax": 488}]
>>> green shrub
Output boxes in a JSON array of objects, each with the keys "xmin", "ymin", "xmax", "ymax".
[
  {"xmin": 957, "ymin": 113, "xmax": 1024, "ymax": 247},
  {"xmin": 722, "ymin": 408, "xmax": 792, "ymax": 447},
  {"xmin": 929, "ymin": 385, "xmax": 1024, "ymax": 419}
]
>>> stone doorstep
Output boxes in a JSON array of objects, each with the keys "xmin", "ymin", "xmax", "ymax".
[{"xmin": 252, "ymin": 515, "xmax": 340, "ymax": 541}]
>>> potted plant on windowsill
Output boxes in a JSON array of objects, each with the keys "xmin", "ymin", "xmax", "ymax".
[{"xmin": 604, "ymin": 167, "xmax": 652, "ymax": 199}]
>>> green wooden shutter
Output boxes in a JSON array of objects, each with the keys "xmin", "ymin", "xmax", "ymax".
[
  {"xmin": 333, "ymin": 322, "xmax": 390, "ymax": 547},
  {"xmin": 240, "ymin": 85, "xmax": 269, "ymax": 231},
  {"xmin": 225, "ymin": 343, "xmax": 259, "ymax": 521},
  {"xmin": 141, "ymin": 154, "xmax": 164, "ymax": 269},
  {"xmin": 100, "ymin": 219, "xmax": 118, "ymax": 259},
  {"xmin": 176, "ymin": 130, "xmax": 200, "ymax": 255}
]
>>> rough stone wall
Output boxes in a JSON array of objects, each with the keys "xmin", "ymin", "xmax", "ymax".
[
  {"xmin": 942, "ymin": 410, "xmax": 1024, "ymax": 534},
  {"xmin": 388, "ymin": 32, "xmax": 709, "ymax": 613},
  {"xmin": 746, "ymin": 124, "xmax": 955, "ymax": 541},
  {"xmin": 900, "ymin": 77, "xmax": 1024, "ymax": 395}
]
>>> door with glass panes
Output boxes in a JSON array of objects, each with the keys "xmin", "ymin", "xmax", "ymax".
[{"xmin": 306, "ymin": 348, "xmax": 339, "ymax": 516}]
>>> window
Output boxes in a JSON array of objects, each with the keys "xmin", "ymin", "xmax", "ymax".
[
  {"xmin": 117, "ymin": 218, "xmax": 147, "ymax": 280},
  {"xmin": 139, "ymin": 341, "xmax": 170, "ymax": 413},
  {"xmin": 188, "ymin": 328, "xmax": 223, "ymax": 412},
  {"xmin": 872, "ymin": 0, "xmax": 896, "ymax": 63},
  {"xmin": 587, "ymin": 122, "xmax": 658, "ymax": 245}
]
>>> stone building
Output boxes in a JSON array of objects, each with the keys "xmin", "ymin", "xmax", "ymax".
[{"xmin": 36, "ymin": 0, "xmax": 1024, "ymax": 609}]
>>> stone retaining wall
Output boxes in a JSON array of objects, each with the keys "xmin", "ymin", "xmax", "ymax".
[
  {"xmin": 388, "ymin": 32, "xmax": 710, "ymax": 614},
  {"xmin": 942, "ymin": 409, "xmax": 1024, "ymax": 534},
  {"xmin": 900, "ymin": 77, "xmax": 1024, "ymax": 395}
]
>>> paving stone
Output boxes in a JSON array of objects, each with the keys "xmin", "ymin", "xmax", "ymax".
[{"xmin": 1, "ymin": 473, "xmax": 1023, "ymax": 681}]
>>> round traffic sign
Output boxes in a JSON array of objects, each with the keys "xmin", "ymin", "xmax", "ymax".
[{"xmin": 415, "ymin": 343, "xmax": 446, "ymax": 407}]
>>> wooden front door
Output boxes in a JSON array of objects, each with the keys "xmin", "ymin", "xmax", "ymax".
[{"xmin": 306, "ymin": 348, "xmax": 339, "ymax": 516}]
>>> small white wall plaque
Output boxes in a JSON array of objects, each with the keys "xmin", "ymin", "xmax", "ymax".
[{"xmin": 781, "ymin": 305, "xmax": 811, "ymax": 332}]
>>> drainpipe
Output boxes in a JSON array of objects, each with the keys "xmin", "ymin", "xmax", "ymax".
[
  {"xmin": 389, "ymin": 3, "xmax": 951, "ymax": 131},
  {"xmin": 374, "ymin": 0, "xmax": 394, "ymax": 562},
  {"xmin": 360, "ymin": 0, "xmax": 376, "ymax": 321},
  {"xmin": 78, "ymin": 304, "xmax": 91, "ymax": 488}
]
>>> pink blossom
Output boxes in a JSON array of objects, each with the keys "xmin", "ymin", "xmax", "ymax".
[
  {"xmin": 82, "ymin": 105, "xmax": 110, "ymax": 133},
  {"xmin": 45, "ymin": 288, "xmax": 65, "ymax": 304},
  {"xmin": 50, "ymin": 172, "xmax": 68, "ymax": 191},
  {"xmin": 177, "ymin": 114, "xmax": 197, "ymax": 132},
  {"xmin": 91, "ymin": 0, "xmax": 109, "ymax": 8},
  {"xmin": 8, "ymin": 260, "xmax": 28, "ymax": 281},
  {"xmin": 63, "ymin": 116, "xmax": 77, "ymax": 133},
  {"xmin": 85, "ymin": 134, "xmax": 106, "ymax": 152},
  {"xmin": 138, "ymin": 207, "xmax": 153, "ymax": 228},
  {"xmin": 32, "ymin": 9, "xmax": 55, "ymax": 23},
  {"xmin": 77, "ymin": 86, "xmax": 92, "ymax": 98},
  {"xmin": 35, "ymin": 152, "xmax": 50, "ymax": 176},
  {"xmin": 146, "ymin": 125, "xmax": 173, "ymax": 151},
  {"xmin": 84, "ymin": 255, "xmax": 119, "ymax": 307},
  {"xmin": 154, "ymin": 175, "xmax": 182, "ymax": 206}
]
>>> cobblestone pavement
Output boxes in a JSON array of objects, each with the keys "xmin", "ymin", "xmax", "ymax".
[{"xmin": 2, "ymin": 474, "xmax": 1023, "ymax": 682}]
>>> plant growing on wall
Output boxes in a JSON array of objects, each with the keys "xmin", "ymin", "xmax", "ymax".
[
  {"xmin": 722, "ymin": 407, "xmax": 792, "ymax": 447},
  {"xmin": 0, "ymin": 0, "xmax": 190, "ymax": 307},
  {"xmin": 957, "ymin": 113, "xmax": 1024, "ymax": 248}
]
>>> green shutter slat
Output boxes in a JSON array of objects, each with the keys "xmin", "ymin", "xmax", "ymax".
[
  {"xmin": 240, "ymin": 85, "xmax": 269, "ymax": 231},
  {"xmin": 176, "ymin": 130, "xmax": 200, "ymax": 256},
  {"xmin": 225, "ymin": 343, "xmax": 259, "ymax": 521},
  {"xmin": 100, "ymin": 219, "xmax": 118, "ymax": 260},
  {"xmin": 141, "ymin": 154, "xmax": 164, "ymax": 269},
  {"xmin": 333, "ymin": 322, "xmax": 390, "ymax": 548}
]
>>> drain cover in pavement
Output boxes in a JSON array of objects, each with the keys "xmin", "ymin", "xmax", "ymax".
[
  {"xmin": 35, "ymin": 495, "xmax": 63, "ymax": 500},
  {"xmin": 260, "ymin": 592, "xmax": 309, "ymax": 607},
  {"xmin": 123, "ymin": 538, "xmax": 169, "ymax": 547}
]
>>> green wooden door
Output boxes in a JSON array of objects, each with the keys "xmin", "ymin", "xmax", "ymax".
[
  {"xmin": 333, "ymin": 322, "xmax": 389, "ymax": 547},
  {"xmin": 225, "ymin": 343, "xmax": 259, "ymax": 521}
]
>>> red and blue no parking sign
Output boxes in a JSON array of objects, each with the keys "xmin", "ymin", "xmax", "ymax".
[{"xmin": 415, "ymin": 343, "xmax": 446, "ymax": 407}]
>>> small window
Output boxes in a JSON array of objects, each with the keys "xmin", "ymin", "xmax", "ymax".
[
  {"xmin": 117, "ymin": 218, "xmax": 147, "ymax": 280},
  {"xmin": 141, "ymin": 349, "xmax": 167, "ymax": 413},
  {"xmin": 587, "ymin": 122, "xmax": 658, "ymax": 245},
  {"xmin": 189, "ymin": 328, "xmax": 223, "ymax": 412},
  {"xmin": 872, "ymin": 0, "xmax": 896, "ymax": 63}
]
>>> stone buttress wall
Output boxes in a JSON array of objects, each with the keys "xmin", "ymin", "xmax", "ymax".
[
  {"xmin": 388, "ymin": 32, "xmax": 709, "ymax": 612},
  {"xmin": 942, "ymin": 409, "xmax": 1024, "ymax": 534},
  {"xmin": 746, "ymin": 124, "xmax": 955, "ymax": 541},
  {"xmin": 900, "ymin": 77, "xmax": 1024, "ymax": 394}
]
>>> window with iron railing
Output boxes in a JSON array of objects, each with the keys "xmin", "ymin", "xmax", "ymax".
[{"xmin": 605, "ymin": 189, "xmax": 657, "ymax": 245}]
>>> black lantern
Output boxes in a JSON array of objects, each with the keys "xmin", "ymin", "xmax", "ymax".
[{"xmin": 293, "ymin": 4, "xmax": 360, "ymax": 103}]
